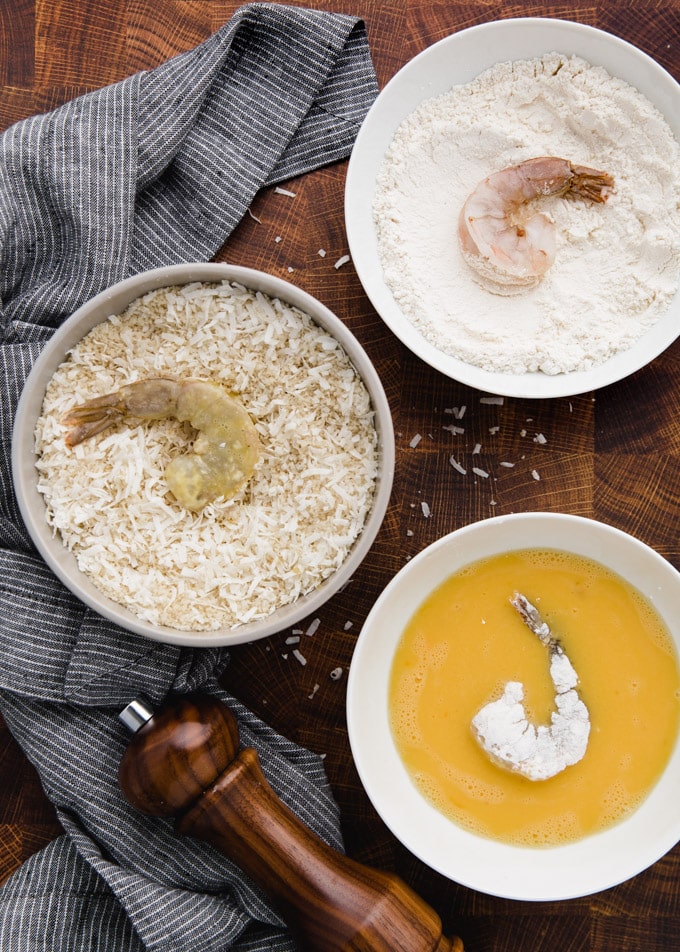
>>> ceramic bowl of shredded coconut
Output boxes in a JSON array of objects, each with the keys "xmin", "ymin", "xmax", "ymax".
[
  {"xmin": 347, "ymin": 513, "xmax": 680, "ymax": 900},
  {"xmin": 12, "ymin": 263, "xmax": 395, "ymax": 646},
  {"xmin": 345, "ymin": 18, "xmax": 680, "ymax": 398}
]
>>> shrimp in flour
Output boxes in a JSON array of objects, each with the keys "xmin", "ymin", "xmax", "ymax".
[
  {"xmin": 471, "ymin": 592, "xmax": 590, "ymax": 781},
  {"xmin": 458, "ymin": 157, "xmax": 614, "ymax": 295},
  {"xmin": 61, "ymin": 377, "xmax": 260, "ymax": 511}
]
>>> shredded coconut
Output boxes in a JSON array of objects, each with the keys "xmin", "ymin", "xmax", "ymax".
[
  {"xmin": 35, "ymin": 282, "xmax": 378, "ymax": 632},
  {"xmin": 374, "ymin": 54, "xmax": 680, "ymax": 375},
  {"xmin": 305, "ymin": 617, "xmax": 321, "ymax": 637}
]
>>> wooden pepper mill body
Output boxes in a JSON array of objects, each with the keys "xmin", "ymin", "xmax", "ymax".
[{"xmin": 118, "ymin": 694, "xmax": 463, "ymax": 952}]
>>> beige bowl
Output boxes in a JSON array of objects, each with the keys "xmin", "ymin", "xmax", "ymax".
[
  {"xmin": 347, "ymin": 513, "xmax": 680, "ymax": 900},
  {"xmin": 12, "ymin": 263, "xmax": 395, "ymax": 646}
]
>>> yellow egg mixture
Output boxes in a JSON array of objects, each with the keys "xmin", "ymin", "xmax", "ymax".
[{"xmin": 389, "ymin": 549, "xmax": 680, "ymax": 847}]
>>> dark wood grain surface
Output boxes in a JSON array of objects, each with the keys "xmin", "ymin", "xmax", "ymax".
[{"xmin": 1, "ymin": 2, "xmax": 679, "ymax": 950}]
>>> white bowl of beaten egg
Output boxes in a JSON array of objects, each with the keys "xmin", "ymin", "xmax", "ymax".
[
  {"xmin": 345, "ymin": 18, "xmax": 680, "ymax": 398},
  {"xmin": 12, "ymin": 263, "xmax": 395, "ymax": 647},
  {"xmin": 346, "ymin": 513, "xmax": 680, "ymax": 900}
]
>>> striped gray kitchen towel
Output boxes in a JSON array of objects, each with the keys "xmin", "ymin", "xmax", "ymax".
[{"xmin": 0, "ymin": 4, "xmax": 377, "ymax": 949}]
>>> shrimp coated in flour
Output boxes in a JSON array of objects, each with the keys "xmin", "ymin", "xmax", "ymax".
[
  {"xmin": 61, "ymin": 377, "xmax": 260, "ymax": 511},
  {"xmin": 458, "ymin": 157, "xmax": 614, "ymax": 295},
  {"xmin": 471, "ymin": 592, "xmax": 590, "ymax": 781}
]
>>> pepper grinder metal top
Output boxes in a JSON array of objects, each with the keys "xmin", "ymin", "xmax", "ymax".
[{"xmin": 119, "ymin": 696, "xmax": 155, "ymax": 734}]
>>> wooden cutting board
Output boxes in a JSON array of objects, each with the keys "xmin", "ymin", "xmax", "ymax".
[{"xmin": 1, "ymin": 3, "xmax": 679, "ymax": 950}]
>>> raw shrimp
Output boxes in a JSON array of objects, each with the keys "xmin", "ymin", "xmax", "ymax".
[
  {"xmin": 458, "ymin": 157, "xmax": 614, "ymax": 294},
  {"xmin": 61, "ymin": 377, "xmax": 260, "ymax": 510},
  {"xmin": 471, "ymin": 592, "xmax": 590, "ymax": 781}
]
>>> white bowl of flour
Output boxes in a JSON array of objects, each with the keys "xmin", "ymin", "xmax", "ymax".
[{"xmin": 346, "ymin": 18, "xmax": 680, "ymax": 398}]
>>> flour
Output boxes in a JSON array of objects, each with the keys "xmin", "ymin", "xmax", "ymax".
[{"xmin": 373, "ymin": 54, "xmax": 680, "ymax": 375}]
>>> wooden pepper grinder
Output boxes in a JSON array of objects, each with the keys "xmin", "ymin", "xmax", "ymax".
[{"xmin": 118, "ymin": 693, "xmax": 463, "ymax": 952}]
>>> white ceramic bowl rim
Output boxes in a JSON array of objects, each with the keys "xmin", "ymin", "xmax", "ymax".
[
  {"xmin": 346, "ymin": 512, "xmax": 680, "ymax": 901},
  {"xmin": 345, "ymin": 17, "xmax": 680, "ymax": 398},
  {"xmin": 12, "ymin": 263, "xmax": 395, "ymax": 647}
]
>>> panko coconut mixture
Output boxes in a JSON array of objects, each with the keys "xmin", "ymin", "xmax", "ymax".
[{"xmin": 36, "ymin": 281, "xmax": 379, "ymax": 631}]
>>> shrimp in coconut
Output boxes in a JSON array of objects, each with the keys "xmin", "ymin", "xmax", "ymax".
[
  {"xmin": 471, "ymin": 592, "xmax": 590, "ymax": 781},
  {"xmin": 61, "ymin": 377, "xmax": 260, "ymax": 511},
  {"xmin": 458, "ymin": 156, "xmax": 614, "ymax": 295}
]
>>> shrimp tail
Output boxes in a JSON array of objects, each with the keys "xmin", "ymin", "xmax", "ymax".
[
  {"xmin": 61, "ymin": 398, "xmax": 127, "ymax": 447},
  {"xmin": 567, "ymin": 163, "xmax": 614, "ymax": 203},
  {"xmin": 61, "ymin": 379, "xmax": 180, "ymax": 448}
]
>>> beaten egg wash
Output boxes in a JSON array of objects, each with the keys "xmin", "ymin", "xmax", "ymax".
[{"xmin": 389, "ymin": 549, "xmax": 680, "ymax": 847}]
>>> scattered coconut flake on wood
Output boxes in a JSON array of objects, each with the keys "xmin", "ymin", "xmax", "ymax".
[
  {"xmin": 450, "ymin": 457, "xmax": 466, "ymax": 475},
  {"xmin": 308, "ymin": 683, "xmax": 320, "ymax": 699},
  {"xmin": 334, "ymin": 255, "xmax": 351, "ymax": 269},
  {"xmin": 532, "ymin": 469, "xmax": 541, "ymax": 480},
  {"xmin": 472, "ymin": 466, "xmax": 489, "ymax": 478},
  {"xmin": 500, "ymin": 461, "xmax": 515, "ymax": 468},
  {"xmin": 330, "ymin": 667, "xmax": 343, "ymax": 680},
  {"xmin": 480, "ymin": 396, "xmax": 504, "ymax": 405},
  {"xmin": 293, "ymin": 648, "xmax": 307, "ymax": 666},
  {"xmin": 274, "ymin": 186, "xmax": 296, "ymax": 197},
  {"xmin": 306, "ymin": 617, "xmax": 321, "ymax": 637},
  {"xmin": 443, "ymin": 424, "xmax": 464, "ymax": 435},
  {"xmin": 318, "ymin": 249, "xmax": 327, "ymax": 258},
  {"xmin": 473, "ymin": 443, "xmax": 482, "ymax": 454},
  {"xmin": 421, "ymin": 501, "xmax": 431, "ymax": 517},
  {"xmin": 534, "ymin": 433, "xmax": 548, "ymax": 444},
  {"xmin": 409, "ymin": 433, "xmax": 422, "ymax": 448}
]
